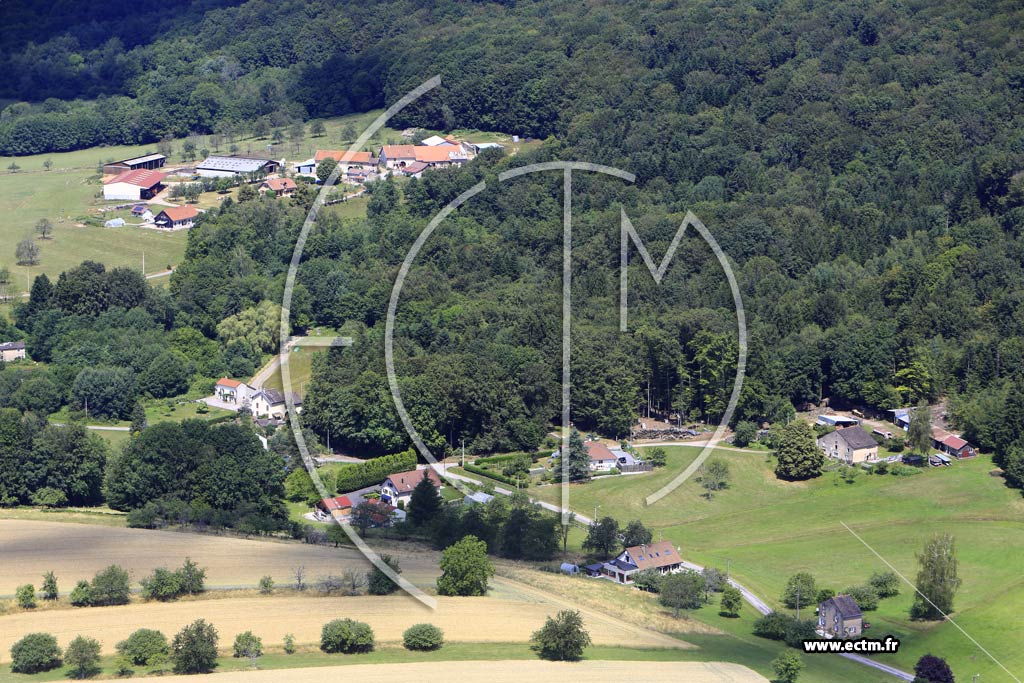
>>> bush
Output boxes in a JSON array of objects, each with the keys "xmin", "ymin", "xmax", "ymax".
[
  {"xmin": 783, "ymin": 619, "xmax": 819, "ymax": 648},
  {"xmin": 141, "ymin": 567, "xmax": 183, "ymax": 601},
  {"xmin": 283, "ymin": 634, "xmax": 296, "ymax": 655},
  {"xmin": 171, "ymin": 620, "xmax": 219, "ymax": 674},
  {"xmin": 91, "ymin": 565, "xmax": 131, "ymax": 606},
  {"xmin": 16, "ymin": 583, "xmax": 36, "ymax": 609},
  {"xmin": 65, "ymin": 635, "xmax": 101, "ymax": 679},
  {"xmin": 632, "ymin": 568, "xmax": 663, "ymax": 593},
  {"xmin": 69, "ymin": 580, "xmax": 93, "ymax": 607},
  {"xmin": 530, "ymin": 609, "xmax": 591, "ymax": 661},
  {"xmin": 41, "ymin": 572, "xmax": 58, "ymax": 600},
  {"xmin": 844, "ymin": 585, "xmax": 880, "ymax": 611},
  {"xmin": 116, "ymin": 629, "xmax": 169, "ymax": 666},
  {"xmin": 869, "ymin": 571, "xmax": 901, "ymax": 598},
  {"xmin": 752, "ymin": 612, "xmax": 796, "ymax": 641},
  {"xmin": 367, "ymin": 554, "xmax": 401, "ymax": 595},
  {"xmin": 177, "ymin": 558, "xmax": 206, "ymax": 595},
  {"xmin": 402, "ymin": 623, "xmax": 444, "ymax": 651},
  {"xmin": 772, "ymin": 650, "xmax": 804, "ymax": 683},
  {"xmin": 258, "ymin": 575, "xmax": 274, "ymax": 594},
  {"xmin": 889, "ymin": 463, "xmax": 922, "ymax": 476},
  {"xmin": 233, "ymin": 631, "xmax": 263, "ymax": 658},
  {"xmin": 320, "ymin": 619, "xmax": 375, "ymax": 654},
  {"xmin": 10, "ymin": 633, "xmax": 62, "ymax": 674}
]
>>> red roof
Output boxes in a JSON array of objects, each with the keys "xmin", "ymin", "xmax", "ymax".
[
  {"xmin": 384, "ymin": 468, "xmax": 441, "ymax": 494},
  {"xmin": 585, "ymin": 441, "xmax": 617, "ymax": 462},
  {"xmin": 624, "ymin": 541, "xmax": 680, "ymax": 571},
  {"xmin": 160, "ymin": 205, "xmax": 198, "ymax": 222},
  {"xmin": 216, "ymin": 378, "xmax": 243, "ymax": 388},
  {"xmin": 315, "ymin": 150, "xmax": 373, "ymax": 164},
  {"xmin": 415, "ymin": 146, "xmax": 458, "ymax": 163},
  {"xmin": 104, "ymin": 168, "xmax": 167, "ymax": 188},
  {"xmin": 321, "ymin": 495, "xmax": 353, "ymax": 511},
  {"xmin": 942, "ymin": 434, "xmax": 968, "ymax": 450},
  {"xmin": 263, "ymin": 177, "xmax": 297, "ymax": 191},
  {"xmin": 381, "ymin": 145, "xmax": 417, "ymax": 159},
  {"xmin": 402, "ymin": 161, "xmax": 430, "ymax": 174}
]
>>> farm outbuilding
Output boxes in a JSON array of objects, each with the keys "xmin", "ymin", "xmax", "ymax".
[
  {"xmin": 195, "ymin": 156, "xmax": 280, "ymax": 178},
  {"xmin": 103, "ymin": 153, "xmax": 167, "ymax": 175},
  {"xmin": 103, "ymin": 169, "xmax": 167, "ymax": 201}
]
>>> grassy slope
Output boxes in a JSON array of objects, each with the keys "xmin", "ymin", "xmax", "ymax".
[{"xmin": 532, "ymin": 446, "xmax": 1024, "ymax": 681}]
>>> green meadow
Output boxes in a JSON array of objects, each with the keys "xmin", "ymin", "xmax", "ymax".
[{"xmin": 532, "ymin": 446, "xmax": 1024, "ymax": 681}]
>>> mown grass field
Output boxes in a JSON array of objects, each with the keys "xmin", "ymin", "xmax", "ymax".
[{"xmin": 532, "ymin": 445, "xmax": 1024, "ymax": 681}]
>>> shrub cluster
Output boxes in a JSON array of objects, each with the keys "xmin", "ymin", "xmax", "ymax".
[
  {"xmin": 402, "ymin": 623, "xmax": 444, "ymax": 651},
  {"xmin": 320, "ymin": 619, "xmax": 375, "ymax": 654}
]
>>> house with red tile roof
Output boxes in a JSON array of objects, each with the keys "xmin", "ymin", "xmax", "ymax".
[
  {"xmin": 215, "ymin": 377, "xmax": 253, "ymax": 404},
  {"xmin": 154, "ymin": 205, "xmax": 199, "ymax": 229},
  {"xmin": 378, "ymin": 145, "xmax": 418, "ymax": 169},
  {"xmin": 259, "ymin": 177, "xmax": 297, "ymax": 197},
  {"xmin": 318, "ymin": 495, "xmax": 353, "ymax": 517}
]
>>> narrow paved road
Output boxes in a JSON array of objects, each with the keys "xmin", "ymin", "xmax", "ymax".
[
  {"xmin": 250, "ymin": 337, "xmax": 301, "ymax": 388},
  {"xmin": 434, "ymin": 462, "xmax": 914, "ymax": 681},
  {"xmin": 51, "ymin": 423, "xmax": 130, "ymax": 432}
]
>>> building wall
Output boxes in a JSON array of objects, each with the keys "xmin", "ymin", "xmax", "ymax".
[
  {"xmin": 1, "ymin": 348, "xmax": 26, "ymax": 362},
  {"xmin": 103, "ymin": 183, "xmax": 142, "ymax": 201}
]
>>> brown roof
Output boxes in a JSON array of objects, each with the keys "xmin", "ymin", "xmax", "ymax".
[
  {"xmin": 384, "ymin": 468, "xmax": 441, "ymax": 494},
  {"xmin": 315, "ymin": 150, "xmax": 373, "ymax": 164},
  {"xmin": 104, "ymin": 168, "xmax": 167, "ymax": 188},
  {"xmin": 823, "ymin": 595, "xmax": 862, "ymax": 619},
  {"xmin": 160, "ymin": 205, "xmax": 199, "ymax": 222},
  {"xmin": 942, "ymin": 434, "xmax": 968, "ymax": 450},
  {"xmin": 835, "ymin": 426, "xmax": 877, "ymax": 451},
  {"xmin": 263, "ymin": 177, "xmax": 297, "ymax": 191},
  {"xmin": 624, "ymin": 541, "xmax": 680, "ymax": 571},
  {"xmin": 381, "ymin": 145, "xmax": 417, "ymax": 159},
  {"xmin": 585, "ymin": 441, "xmax": 618, "ymax": 462}
]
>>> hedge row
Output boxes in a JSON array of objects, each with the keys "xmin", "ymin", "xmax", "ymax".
[
  {"xmin": 335, "ymin": 450, "xmax": 417, "ymax": 493},
  {"xmin": 463, "ymin": 464, "xmax": 518, "ymax": 486}
]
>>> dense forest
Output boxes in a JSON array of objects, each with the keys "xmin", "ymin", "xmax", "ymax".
[{"xmin": 2, "ymin": 0, "xmax": 1024, "ymax": 469}]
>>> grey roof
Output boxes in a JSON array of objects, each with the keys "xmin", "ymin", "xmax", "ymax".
[
  {"xmin": 823, "ymin": 595, "xmax": 862, "ymax": 619},
  {"xmin": 196, "ymin": 156, "xmax": 275, "ymax": 173},
  {"xmin": 463, "ymin": 490, "xmax": 495, "ymax": 505},
  {"xmin": 121, "ymin": 153, "xmax": 166, "ymax": 166},
  {"xmin": 255, "ymin": 388, "xmax": 302, "ymax": 406},
  {"xmin": 0, "ymin": 341, "xmax": 26, "ymax": 351},
  {"xmin": 608, "ymin": 559, "xmax": 638, "ymax": 572},
  {"xmin": 836, "ymin": 426, "xmax": 878, "ymax": 450}
]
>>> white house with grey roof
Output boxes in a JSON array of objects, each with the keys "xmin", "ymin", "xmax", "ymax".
[
  {"xmin": 0, "ymin": 341, "xmax": 26, "ymax": 362},
  {"xmin": 251, "ymin": 387, "xmax": 302, "ymax": 419},
  {"xmin": 195, "ymin": 156, "xmax": 280, "ymax": 178},
  {"xmin": 817, "ymin": 426, "xmax": 879, "ymax": 464}
]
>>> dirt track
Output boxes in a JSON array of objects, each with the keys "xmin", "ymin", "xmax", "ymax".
[
  {"xmin": 0, "ymin": 594, "xmax": 687, "ymax": 657},
  {"xmin": 114, "ymin": 660, "xmax": 768, "ymax": 683},
  {"xmin": 0, "ymin": 520, "xmax": 438, "ymax": 595}
]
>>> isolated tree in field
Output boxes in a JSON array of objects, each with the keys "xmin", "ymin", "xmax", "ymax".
[
  {"xmin": 732, "ymin": 420, "xmax": 758, "ymax": 447},
  {"xmin": 283, "ymin": 634, "xmax": 296, "ymax": 654},
  {"xmin": 407, "ymin": 471, "xmax": 442, "ymax": 525},
  {"xmin": 659, "ymin": 570, "xmax": 707, "ymax": 616},
  {"xmin": 869, "ymin": 571, "xmax": 901, "ymax": 598},
  {"xmin": 907, "ymin": 401, "xmax": 933, "ymax": 455},
  {"xmin": 182, "ymin": 139, "xmax": 196, "ymax": 161},
  {"xmin": 367, "ymin": 554, "xmax": 401, "ymax": 595},
  {"xmin": 316, "ymin": 156, "xmax": 337, "ymax": 183},
  {"xmin": 141, "ymin": 567, "xmax": 183, "ymax": 601},
  {"xmin": 699, "ymin": 459, "xmax": 730, "ymax": 498},
  {"xmin": 232, "ymin": 631, "xmax": 262, "ymax": 665},
  {"xmin": 16, "ymin": 236, "xmax": 40, "ymax": 265},
  {"xmin": 565, "ymin": 429, "xmax": 591, "ymax": 481},
  {"xmin": 178, "ymin": 558, "xmax": 206, "ymax": 595},
  {"xmin": 436, "ymin": 535, "xmax": 494, "ymax": 596},
  {"xmin": 914, "ymin": 654, "xmax": 954, "ymax": 683},
  {"xmin": 582, "ymin": 516, "xmax": 620, "ymax": 557},
  {"xmin": 645, "ymin": 446, "xmax": 667, "ymax": 467},
  {"xmin": 621, "ymin": 519, "xmax": 653, "ymax": 547},
  {"xmin": 911, "ymin": 533, "xmax": 960, "ymax": 620},
  {"xmin": 43, "ymin": 158, "xmax": 53, "ymax": 171},
  {"xmin": 293, "ymin": 565, "xmax": 307, "ymax": 592},
  {"xmin": 7, "ymin": 161, "xmax": 20, "ymax": 173},
  {"xmin": 41, "ymin": 572, "xmax": 58, "ymax": 600},
  {"xmin": 774, "ymin": 421, "xmax": 824, "ymax": 480},
  {"xmin": 310, "ymin": 119, "xmax": 326, "ymax": 137},
  {"xmin": 320, "ymin": 619, "xmax": 374, "ymax": 653},
  {"xmin": 772, "ymin": 650, "xmax": 804, "ymax": 683},
  {"xmin": 65, "ymin": 635, "xmax": 101, "ymax": 679},
  {"xmin": 69, "ymin": 580, "xmax": 93, "ymax": 606},
  {"xmin": 35, "ymin": 218, "xmax": 53, "ymax": 239},
  {"xmin": 530, "ymin": 609, "xmax": 591, "ymax": 661},
  {"xmin": 782, "ymin": 572, "xmax": 817, "ymax": 611},
  {"xmin": 10, "ymin": 632, "xmax": 62, "ymax": 673},
  {"xmin": 720, "ymin": 586, "xmax": 743, "ymax": 617},
  {"xmin": 171, "ymin": 619, "xmax": 219, "ymax": 674},
  {"xmin": 16, "ymin": 583, "xmax": 36, "ymax": 608}
]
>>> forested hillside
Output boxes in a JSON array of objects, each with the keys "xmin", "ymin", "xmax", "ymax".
[{"xmin": 3, "ymin": 0, "xmax": 1024, "ymax": 463}]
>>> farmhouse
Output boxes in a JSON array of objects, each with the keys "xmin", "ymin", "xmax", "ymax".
[
  {"xmin": 251, "ymin": 387, "xmax": 302, "ymax": 419},
  {"xmin": 154, "ymin": 205, "xmax": 199, "ymax": 229},
  {"xmin": 380, "ymin": 468, "xmax": 442, "ymax": 506},
  {"xmin": 378, "ymin": 145, "xmax": 418, "ymax": 169},
  {"xmin": 414, "ymin": 145, "xmax": 468, "ymax": 167},
  {"xmin": 103, "ymin": 169, "xmax": 167, "ymax": 201},
  {"xmin": 196, "ymin": 156, "xmax": 279, "ymax": 178},
  {"xmin": 585, "ymin": 441, "xmax": 620, "ymax": 471},
  {"xmin": 818, "ymin": 595, "xmax": 863, "ymax": 638},
  {"xmin": 0, "ymin": 341, "xmax": 26, "ymax": 362},
  {"xmin": 817, "ymin": 426, "xmax": 879, "ymax": 464},
  {"xmin": 215, "ymin": 378, "xmax": 252, "ymax": 404},
  {"xmin": 259, "ymin": 177, "xmax": 297, "ymax": 197},
  {"xmin": 601, "ymin": 540, "xmax": 684, "ymax": 584},
  {"xmin": 315, "ymin": 150, "xmax": 377, "ymax": 171},
  {"xmin": 103, "ymin": 153, "xmax": 167, "ymax": 175}
]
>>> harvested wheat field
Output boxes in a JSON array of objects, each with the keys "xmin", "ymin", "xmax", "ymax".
[
  {"xmin": 0, "ymin": 593, "xmax": 688, "ymax": 658},
  {"xmin": 0, "ymin": 520, "xmax": 438, "ymax": 594},
  {"xmin": 114, "ymin": 660, "xmax": 768, "ymax": 683}
]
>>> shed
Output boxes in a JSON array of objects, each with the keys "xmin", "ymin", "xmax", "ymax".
[
  {"xmin": 559, "ymin": 563, "xmax": 579, "ymax": 575},
  {"xmin": 104, "ymin": 217, "xmax": 126, "ymax": 227}
]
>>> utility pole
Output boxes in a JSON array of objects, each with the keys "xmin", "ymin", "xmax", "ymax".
[{"xmin": 461, "ymin": 439, "xmax": 465, "ymax": 468}]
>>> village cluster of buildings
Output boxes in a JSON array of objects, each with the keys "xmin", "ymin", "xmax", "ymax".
[
  {"xmin": 213, "ymin": 377, "xmax": 302, "ymax": 426},
  {"xmin": 815, "ymin": 408, "xmax": 976, "ymax": 467},
  {"xmin": 551, "ymin": 439, "xmax": 646, "ymax": 472}
]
